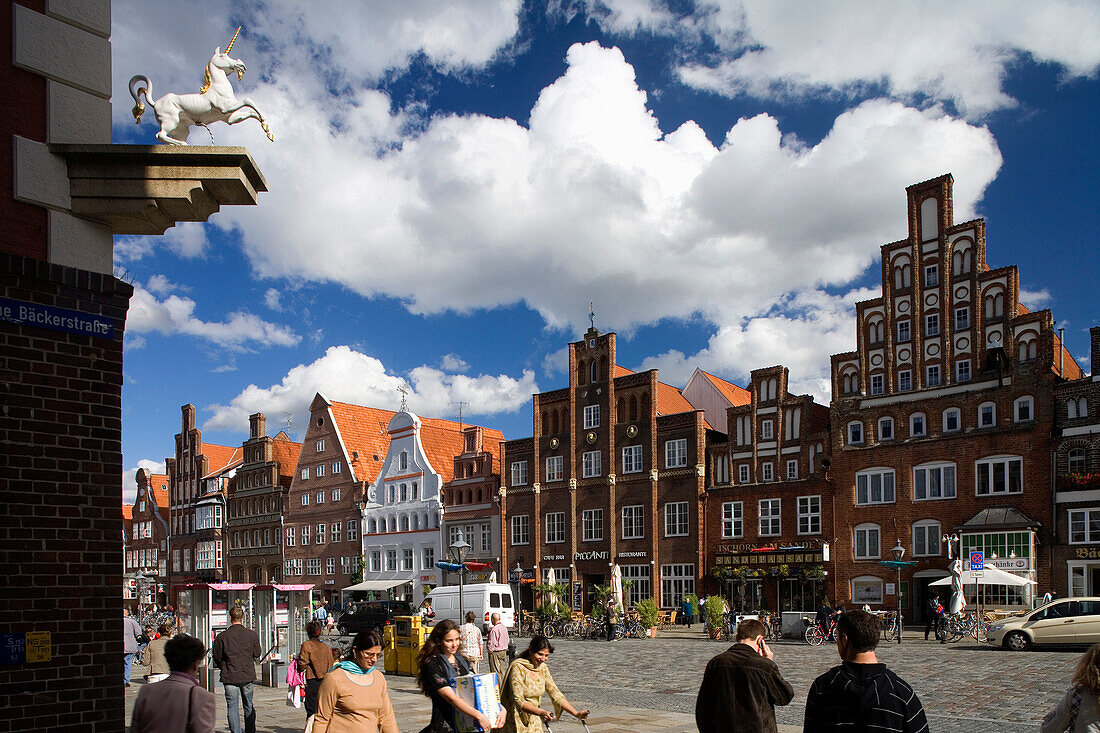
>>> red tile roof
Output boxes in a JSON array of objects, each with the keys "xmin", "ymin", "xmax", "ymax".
[
  {"xmin": 123, "ymin": 504, "xmax": 133, "ymax": 520},
  {"xmin": 697, "ymin": 369, "xmax": 752, "ymax": 406},
  {"xmin": 271, "ymin": 436, "xmax": 302, "ymax": 478},
  {"xmin": 201, "ymin": 443, "xmax": 243, "ymax": 478},
  {"xmin": 613, "ymin": 364, "xmax": 634, "ymax": 377},
  {"xmin": 148, "ymin": 473, "xmax": 170, "ymax": 510}
]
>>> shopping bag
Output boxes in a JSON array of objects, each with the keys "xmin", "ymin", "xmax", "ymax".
[
  {"xmin": 286, "ymin": 685, "xmax": 302, "ymax": 708},
  {"xmin": 454, "ymin": 673, "xmax": 501, "ymax": 732}
]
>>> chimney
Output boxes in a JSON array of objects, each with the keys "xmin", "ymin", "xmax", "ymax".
[
  {"xmin": 1091, "ymin": 327, "xmax": 1100, "ymax": 377},
  {"xmin": 250, "ymin": 412, "xmax": 266, "ymax": 439}
]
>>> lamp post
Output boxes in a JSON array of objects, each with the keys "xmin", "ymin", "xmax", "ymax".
[
  {"xmin": 890, "ymin": 540, "xmax": 905, "ymax": 645},
  {"xmin": 511, "ymin": 561, "xmax": 523, "ymax": 624},
  {"xmin": 450, "ymin": 530, "xmax": 471, "ymax": 623}
]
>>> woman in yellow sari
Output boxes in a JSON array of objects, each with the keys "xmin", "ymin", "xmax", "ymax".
[{"xmin": 500, "ymin": 636, "xmax": 589, "ymax": 733}]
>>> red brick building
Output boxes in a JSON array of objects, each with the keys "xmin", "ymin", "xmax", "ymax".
[
  {"xmin": 829, "ymin": 175, "xmax": 1083, "ymax": 621},
  {"xmin": 1052, "ymin": 327, "xmax": 1100, "ymax": 597},
  {"xmin": 227, "ymin": 412, "xmax": 301, "ymax": 584},
  {"xmin": 440, "ymin": 425, "xmax": 503, "ymax": 585},
  {"xmin": 702, "ymin": 365, "xmax": 833, "ymax": 616},
  {"xmin": 500, "ymin": 327, "xmax": 717, "ymax": 612},
  {"xmin": 167, "ymin": 404, "xmax": 242, "ymax": 596},
  {"xmin": 125, "ymin": 469, "xmax": 171, "ymax": 609}
]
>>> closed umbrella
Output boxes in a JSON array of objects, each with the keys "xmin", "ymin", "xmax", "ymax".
[
  {"xmin": 611, "ymin": 564, "xmax": 624, "ymax": 614},
  {"xmin": 947, "ymin": 558, "xmax": 967, "ymax": 615}
]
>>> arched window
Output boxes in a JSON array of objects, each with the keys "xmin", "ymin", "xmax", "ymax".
[
  {"xmin": 600, "ymin": 355, "xmax": 608, "ymax": 381},
  {"xmin": 1013, "ymin": 396, "xmax": 1034, "ymax": 423},
  {"xmin": 617, "ymin": 398, "xmax": 624, "ymax": 422},
  {"xmin": 952, "ymin": 247, "xmax": 972, "ymax": 275},
  {"xmin": 412, "ymin": 514, "xmax": 419, "ymax": 530},
  {"xmin": 909, "ymin": 412, "xmax": 927, "ymax": 437},
  {"xmin": 978, "ymin": 401, "xmax": 997, "ymax": 428},
  {"xmin": 640, "ymin": 392, "xmax": 650, "ymax": 418},
  {"xmin": 591, "ymin": 360, "xmax": 598, "ymax": 383},
  {"xmin": 942, "ymin": 407, "xmax": 961, "ymax": 433},
  {"xmin": 877, "ymin": 417, "xmax": 894, "ymax": 441},
  {"xmin": 1069, "ymin": 399, "xmax": 1079, "ymax": 419},
  {"xmin": 422, "ymin": 512, "xmax": 430, "ymax": 529},
  {"xmin": 1017, "ymin": 338, "xmax": 1037, "ymax": 362},
  {"xmin": 368, "ymin": 519, "xmax": 376, "ymax": 534},
  {"xmin": 854, "ymin": 523, "xmax": 881, "ymax": 559},
  {"xmin": 847, "ymin": 421, "xmax": 864, "ymax": 445},
  {"xmin": 542, "ymin": 411, "xmax": 550, "ymax": 434},
  {"xmin": 984, "ymin": 290, "xmax": 1005, "ymax": 319},
  {"xmin": 629, "ymin": 395, "xmax": 638, "ymax": 422},
  {"xmin": 1078, "ymin": 397, "xmax": 1089, "ymax": 418},
  {"xmin": 412, "ymin": 482, "xmax": 418, "ymax": 499},
  {"xmin": 1069, "ymin": 448, "xmax": 1087, "ymax": 473},
  {"xmin": 400, "ymin": 451, "xmax": 408, "ymax": 471},
  {"xmin": 577, "ymin": 359, "xmax": 586, "ymax": 385}
]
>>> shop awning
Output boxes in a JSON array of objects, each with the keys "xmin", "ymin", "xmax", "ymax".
[{"xmin": 342, "ymin": 579, "xmax": 414, "ymax": 593}]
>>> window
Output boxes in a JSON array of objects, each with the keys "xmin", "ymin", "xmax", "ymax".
[
  {"xmin": 913, "ymin": 521, "xmax": 942, "ymax": 557},
  {"xmin": 316, "ymin": 491, "xmax": 325, "ymax": 504},
  {"xmin": 386, "ymin": 551, "xmax": 397, "ymax": 571},
  {"xmin": 738, "ymin": 464, "xmax": 750, "ymax": 484},
  {"xmin": 848, "ymin": 422, "xmax": 864, "ymax": 445},
  {"xmin": 714, "ymin": 454, "xmax": 729, "ymax": 484},
  {"xmin": 545, "ymin": 455, "xmax": 564, "ymax": 482},
  {"xmin": 660, "ymin": 564, "xmax": 694, "ymax": 610},
  {"xmin": 870, "ymin": 374, "xmax": 884, "ymax": 395},
  {"xmin": 510, "ymin": 461, "xmax": 528, "ymax": 486},
  {"xmin": 301, "ymin": 493, "xmax": 309, "ymax": 506},
  {"xmin": 1069, "ymin": 510, "xmax": 1100, "ymax": 544},
  {"xmin": 665, "ymin": 439, "xmax": 688, "ymax": 468},
  {"xmin": 955, "ymin": 307, "xmax": 969, "ymax": 330},
  {"xmin": 621, "ymin": 445, "xmax": 643, "ymax": 474},
  {"xmin": 332, "ymin": 461, "xmax": 341, "ymax": 474},
  {"xmin": 852, "ymin": 576, "xmax": 884, "ymax": 604},
  {"xmin": 898, "ymin": 370, "xmax": 912, "ymax": 392},
  {"xmin": 401, "ymin": 549, "xmax": 413, "ymax": 571},
  {"xmin": 722, "ymin": 502, "xmax": 743, "ymax": 538},
  {"xmin": 301, "ymin": 525, "xmax": 310, "ymax": 544},
  {"xmin": 856, "ymin": 469, "xmax": 895, "ymax": 505},
  {"xmin": 316, "ymin": 439, "xmax": 325, "ymax": 452},
  {"xmin": 400, "ymin": 484, "xmax": 408, "ymax": 502},
  {"xmin": 316, "ymin": 523, "xmax": 326, "ymax": 544},
  {"xmin": 582, "ymin": 509, "xmax": 603, "ymax": 542},
  {"xmin": 956, "ymin": 360, "xmax": 971, "ymax": 383},
  {"xmin": 340, "ymin": 556, "xmax": 352, "ymax": 575},
  {"xmin": 316, "ymin": 464, "xmax": 325, "ymax": 478},
  {"xmin": 926, "ymin": 364, "xmax": 941, "ymax": 387},
  {"xmin": 326, "ymin": 557, "xmax": 336, "ymax": 574},
  {"xmin": 1014, "ymin": 396, "xmax": 1034, "ymax": 422},
  {"xmin": 910, "ymin": 413, "xmax": 926, "ymax": 437},
  {"xmin": 897, "ymin": 320, "xmax": 911, "ymax": 343},
  {"xmin": 976, "ymin": 456, "xmax": 1023, "ymax": 495},
  {"xmin": 798, "ymin": 496, "xmax": 821, "ymax": 535},
  {"xmin": 786, "ymin": 460, "xmax": 799, "ymax": 480},
  {"xmin": 878, "ymin": 417, "xmax": 894, "ymax": 441},
  {"xmin": 978, "ymin": 402, "xmax": 996, "ymax": 428},
  {"xmin": 545, "ymin": 512, "xmax": 565, "ymax": 543},
  {"xmin": 622, "ymin": 565, "xmax": 651, "ymax": 607},
  {"xmin": 664, "ymin": 502, "xmax": 689, "ymax": 537},
  {"xmin": 286, "ymin": 526, "xmax": 295, "ymax": 546},
  {"xmin": 854, "ymin": 524, "xmax": 881, "ymax": 559},
  {"xmin": 422, "ymin": 547, "xmax": 435, "ymax": 569},
  {"xmin": 331, "ymin": 522, "xmax": 341, "ymax": 543},
  {"xmin": 370, "ymin": 552, "xmax": 381, "ymax": 572},
  {"xmin": 172, "ymin": 550, "xmax": 180, "ymax": 572},
  {"xmin": 347, "ymin": 520, "xmax": 358, "ymax": 541},
  {"xmin": 924, "ymin": 264, "xmax": 939, "ymax": 287},
  {"xmin": 925, "ymin": 313, "xmax": 940, "ymax": 337},
  {"xmin": 758, "ymin": 499, "xmax": 781, "ymax": 536},
  {"xmin": 481, "ymin": 523, "xmax": 491, "ymax": 554},
  {"xmin": 331, "ymin": 489, "xmax": 341, "ymax": 502},
  {"xmin": 760, "ymin": 420, "xmax": 774, "ymax": 440},
  {"xmin": 914, "ymin": 463, "xmax": 956, "ymax": 500},
  {"xmin": 511, "ymin": 515, "xmax": 530, "ymax": 545},
  {"xmin": 388, "ymin": 486, "xmax": 395, "ymax": 503},
  {"xmin": 301, "ymin": 468, "xmax": 309, "ymax": 480},
  {"xmin": 307, "ymin": 557, "xmax": 322, "ymax": 576},
  {"xmin": 761, "ymin": 462, "xmax": 774, "ymax": 482},
  {"xmin": 622, "ymin": 505, "xmax": 644, "ymax": 539},
  {"xmin": 400, "ymin": 452, "xmax": 408, "ymax": 470},
  {"xmin": 1069, "ymin": 449, "xmax": 1087, "ymax": 473},
  {"xmin": 943, "ymin": 408, "xmax": 961, "ymax": 432},
  {"xmin": 583, "ymin": 404, "xmax": 600, "ymax": 429},
  {"xmin": 582, "ymin": 451, "xmax": 602, "ymax": 478},
  {"xmin": 284, "ymin": 560, "xmax": 293, "ymax": 577}
]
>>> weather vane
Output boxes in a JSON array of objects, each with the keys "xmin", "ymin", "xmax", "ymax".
[
  {"xmin": 128, "ymin": 26, "xmax": 274, "ymax": 145},
  {"xmin": 398, "ymin": 382, "xmax": 410, "ymax": 412},
  {"xmin": 588, "ymin": 301, "xmax": 595, "ymax": 330}
]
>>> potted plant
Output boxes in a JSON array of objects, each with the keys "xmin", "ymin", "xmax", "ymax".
[
  {"xmin": 635, "ymin": 598, "xmax": 659, "ymax": 637},
  {"xmin": 704, "ymin": 596, "xmax": 726, "ymax": 640}
]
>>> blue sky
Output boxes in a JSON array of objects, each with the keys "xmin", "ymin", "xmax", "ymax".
[{"xmin": 113, "ymin": 1, "xmax": 1100, "ymax": 501}]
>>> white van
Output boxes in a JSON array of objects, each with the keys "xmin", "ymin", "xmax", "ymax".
[{"xmin": 424, "ymin": 583, "xmax": 516, "ymax": 632}]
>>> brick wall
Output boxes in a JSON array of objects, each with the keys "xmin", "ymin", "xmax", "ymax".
[{"xmin": 0, "ymin": 252, "xmax": 132, "ymax": 732}]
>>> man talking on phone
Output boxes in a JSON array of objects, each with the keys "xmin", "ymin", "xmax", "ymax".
[{"xmin": 695, "ymin": 618, "xmax": 794, "ymax": 733}]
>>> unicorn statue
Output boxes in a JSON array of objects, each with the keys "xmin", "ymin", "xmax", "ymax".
[{"xmin": 129, "ymin": 27, "xmax": 274, "ymax": 145}]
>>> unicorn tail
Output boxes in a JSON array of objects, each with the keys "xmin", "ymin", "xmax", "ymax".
[{"xmin": 128, "ymin": 75, "xmax": 153, "ymax": 124}]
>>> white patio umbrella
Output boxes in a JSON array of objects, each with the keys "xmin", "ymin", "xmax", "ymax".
[
  {"xmin": 929, "ymin": 564, "xmax": 1036, "ymax": 587},
  {"xmin": 545, "ymin": 568, "xmax": 558, "ymax": 607},
  {"xmin": 611, "ymin": 564, "xmax": 624, "ymax": 614},
  {"xmin": 947, "ymin": 558, "xmax": 967, "ymax": 614}
]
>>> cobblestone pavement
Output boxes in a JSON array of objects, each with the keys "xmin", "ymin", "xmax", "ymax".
[{"xmin": 125, "ymin": 627, "xmax": 1081, "ymax": 732}]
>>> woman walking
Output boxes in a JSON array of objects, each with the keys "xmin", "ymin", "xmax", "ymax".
[
  {"xmin": 1041, "ymin": 642, "xmax": 1100, "ymax": 732},
  {"xmin": 312, "ymin": 629, "xmax": 398, "ymax": 733},
  {"xmin": 298, "ymin": 621, "xmax": 334, "ymax": 731},
  {"xmin": 416, "ymin": 619, "xmax": 503, "ymax": 732},
  {"xmin": 459, "ymin": 611, "xmax": 484, "ymax": 674},
  {"xmin": 141, "ymin": 624, "xmax": 174, "ymax": 683},
  {"xmin": 499, "ymin": 636, "xmax": 589, "ymax": 733}
]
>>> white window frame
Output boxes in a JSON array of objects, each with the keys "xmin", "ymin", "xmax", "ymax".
[
  {"xmin": 926, "ymin": 364, "xmax": 941, "ymax": 387},
  {"xmin": 878, "ymin": 416, "xmax": 894, "ymax": 441},
  {"xmin": 1069, "ymin": 510, "xmax": 1100, "ymax": 544},
  {"xmin": 956, "ymin": 359, "xmax": 971, "ymax": 383},
  {"xmin": 925, "ymin": 312, "xmax": 940, "ymax": 337},
  {"xmin": 622, "ymin": 505, "xmax": 644, "ymax": 540},
  {"xmin": 370, "ymin": 551, "xmax": 381, "ymax": 573},
  {"xmin": 897, "ymin": 320, "xmax": 911, "ymax": 343},
  {"xmin": 332, "ymin": 489, "xmax": 341, "ymax": 502},
  {"xmin": 347, "ymin": 520, "xmax": 358, "ymax": 542},
  {"xmin": 912, "ymin": 521, "xmax": 942, "ymax": 557},
  {"xmin": 285, "ymin": 526, "xmax": 295, "ymax": 546},
  {"xmin": 978, "ymin": 401, "xmax": 997, "ymax": 428},
  {"xmin": 660, "ymin": 564, "xmax": 695, "ymax": 610},
  {"xmin": 422, "ymin": 547, "xmax": 435, "ymax": 570},
  {"xmin": 738, "ymin": 464, "xmax": 750, "ymax": 484},
  {"xmin": 1014, "ymin": 396, "xmax": 1034, "ymax": 423},
  {"xmin": 582, "ymin": 450, "xmax": 602, "ymax": 478},
  {"xmin": 943, "ymin": 408, "xmax": 961, "ymax": 433},
  {"xmin": 316, "ymin": 439, "xmax": 325, "ymax": 452},
  {"xmin": 331, "ymin": 522, "xmax": 341, "ymax": 543},
  {"xmin": 786, "ymin": 459, "xmax": 799, "ymax": 480},
  {"xmin": 332, "ymin": 461, "xmax": 341, "ymax": 474},
  {"xmin": 870, "ymin": 374, "xmax": 884, "ymax": 395},
  {"xmin": 327, "ymin": 556, "xmax": 337, "ymax": 575},
  {"xmin": 545, "ymin": 512, "xmax": 566, "ymax": 544},
  {"xmin": 583, "ymin": 404, "xmax": 600, "ymax": 429},
  {"xmin": 316, "ymin": 491, "xmax": 324, "ymax": 505},
  {"xmin": 722, "ymin": 501, "xmax": 743, "ymax": 539},
  {"xmin": 401, "ymin": 549, "xmax": 413, "ymax": 572},
  {"xmin": 854, "ymin": 523, "xmax": 881, "ymax": 560},
  {"xmin": 955, "ymin": 306, "xmax": 969, "ymax": 330},
  {"xmin": 511, "ymin": 515, "xmax": 530, "ymax": 545},
  {"xmin": 760, "ymin": 420, "xmax": 774, "ymax": 440},
  {"xmin": 510, "ymin": 461, "xmax": 528, "ymax": 486},
  {"xmin": 761, "ymin": 462, "xmax": 774, "ymax": 482},
  {"xmin": 898, "ymin": 369, "xmax": 912, "ymax": 392},
  {"xmin": 910, "ymin": 412, "xmax": 926, "ymax": 437},
  {"xmin": 385, "ymin": 551, "xmax": 396, "ymax": 572},
  {"xmin": 301, "ymin": 468, "xmax": 309, "ymax": 480},
  {"xmin": 664, "ymin": 439, "xmax": 688, "ymax": 469},
  {"xmin": 316, "ymin": 464, "xmax": 324, "ymax": 478},
  {"xmin": 622, "ymin": 445, "xmax": 643, "ymax": 474},
  {"xmin": 664, "ymin": 502, "xmax": 690, "ymax": 537},
  {"xmin": 316, "ymin": 523, "xmax": 326, "ymax": 544},
  {"xmin": 797, "ymin": 495, "xmax": 821, "ymax": 535},
  {"xmin": 847, "ymin": 421, "xmax": 864, "ymax": 445},
  {"xmin": 582, "ymin": 509, "xmax": 603, "ymax": 542},
  {"xmin": 913, "ymin": 462, "xmax": 957, "ymax": 501},
  {"xmin": 545, "ymin": 455, "xmax": 564, "ymax": 482},
  {"xmin": 852, "ymin": 576, "xmax": 884, "ymax": 604},
  {"xmin": 758, "ymin": 498, "xmax": 781, "ymax": 537},
  {"xmin": 975, "ymin": 455, "xmax": 1023, "ymax": 496},
  {"xmin": 856, "ymin": 468, "xmax": 896, "ymax": 505}
]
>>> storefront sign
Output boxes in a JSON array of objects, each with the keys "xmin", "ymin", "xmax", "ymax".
[
  {"xmin": 715, "ymin": 539, "xmax": 828, "ymax": 555},
  {"xmin": 617, "ymin": 551, "xmax": 647, "ymax": 558},
  {"xmin": 542, "ymin": 554, "xmax": 565, "ymax": 561},
  {"xmin": 1074, "ymin": 548, "xmax": 1100, "ymax": 560},
  {"xmin": 574, "ymin": 551, "xmax": 609, "ymax": 561},
  {"xmin": 964, "ymin": 557, "xmax": 1031, "ymax": 570},
  {"xmin": 716, "ymin": 550, "xmax": 824, "ymax": 566},
  {"xmin": 0, "ymin": 297, "xmax": 113, "ymax": 338}
]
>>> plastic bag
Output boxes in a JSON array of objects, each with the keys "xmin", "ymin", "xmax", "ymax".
[{"xmin": 286, "ymin": 685, "xmax": 302, "ymax": 708}]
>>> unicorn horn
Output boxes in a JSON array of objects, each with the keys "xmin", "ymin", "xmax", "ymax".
[{"xmin": 225, "ymin": 26, "xmax": 241, "ymax": 54}]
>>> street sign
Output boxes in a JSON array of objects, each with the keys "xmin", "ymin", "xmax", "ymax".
[{"xmin": 970, "ymin": 551, "xmax": 984, "ymax": 570}]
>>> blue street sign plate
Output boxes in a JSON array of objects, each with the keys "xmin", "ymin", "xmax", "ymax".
[{"xmin": 970, "ymin": 551, "xmax": 984, "ymax": 570}]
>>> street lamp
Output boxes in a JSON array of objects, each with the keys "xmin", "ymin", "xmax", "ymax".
[
  {"xmin": 450, "ymin": 530, "xmax": 471, "ymax": 623},
  {"xmin": 512, "ymin": 561, "xmax": 523, "ymax": 623},
  {"xmin": 890, "ymin": 540, "xmax": 904, "ymax": 645}
]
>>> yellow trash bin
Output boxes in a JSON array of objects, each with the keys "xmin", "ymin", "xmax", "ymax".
[
  {"xmin": 383, "ymin": 624, "xmax": 397, "ymax": 674},
  {"xmin": 393, "ymin": 616, "xmax": 428, "ymax": 676}
]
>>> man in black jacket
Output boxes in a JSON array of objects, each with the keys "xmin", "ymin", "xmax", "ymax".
[
  {"xmin": 804, "ymin": 609, "xmax": 929, "ymax": 733},
  {"xmin": 695, "ymin": 618, "xmax": 794, "ymax": 732},
  {"xmin": 212, "ymin": 605, "xmax": 262, "ymax": 733}
]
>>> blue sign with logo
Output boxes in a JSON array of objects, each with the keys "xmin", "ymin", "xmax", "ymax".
[
  {"xmin": 0, "ymin": 297, "xmax": 113, "ymax": 338},
  {"xmin": 970, "ymin": 551, "xmax": 984, "ymax": 570}
]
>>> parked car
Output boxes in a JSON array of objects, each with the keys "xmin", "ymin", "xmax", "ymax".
[
  {"xmin": 423, "ymin": 583, "xmax": 516, "ymax": 632},
  {"xmin": 337, "ymin": 600, "xmax": 414, "ymax": 635},
  {"xmin": 986, "ymin": 597, "xmax": 1100, "ymax": 650}
]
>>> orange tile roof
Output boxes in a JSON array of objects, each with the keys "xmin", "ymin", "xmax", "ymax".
[
  {"xmin": 698, "ymin": 369, "xmax": 752, "ymax": 406},
  {"xmin": 148, "ymin": 473, "xmax": 170, "ymax": 510},
  {"xmin": 613, "ymin": 364, "xmax": 634, "ymax": 377},
  {"xmin": 328, "ymin": 400, "xmax": 505, "ymax": 485},
  {"xmin": 201, "ymin": 443, "xmax": 243, "ymax": 478},
  {"xmin": 123, "ymin": 504, "xmax": 133, "ymax": 520},
  {"xmin": 272, "ymin": 436, "xmax": 302, "ymax": 478},
  {"xmin": 655, "ymin": 380, "xmax": 702, "ymax": 419}
]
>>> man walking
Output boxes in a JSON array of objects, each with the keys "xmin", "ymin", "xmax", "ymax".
[
  {"xmin": 924, "ymin": 593, "xmax": 945, "ymax": 643},
  {"xmin": 486, "ymin": 613, "xmax": 510, "ymax": 687},
  {"xmin": 123, "ymin": 607, "xmax": 144, "ymax": 687},
  {"xmin": 212, "ymin": 606, "xmax": 262, "ymax": 733},
  {"xmin": 695, "ymin": 618, "xmax": 794, "ymax": 732},
  {"xmin": 804, "ymin": 609, "xmax": 929, "ymax": 733}
]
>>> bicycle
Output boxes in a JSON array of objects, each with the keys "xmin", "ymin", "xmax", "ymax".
[
  {"xmin": 759, "ymin": 611, "xmax": 783, "ymax": 640},
  {"xmin": 805, "ymin": 615, "xmax": 838, "ymax": 646}
]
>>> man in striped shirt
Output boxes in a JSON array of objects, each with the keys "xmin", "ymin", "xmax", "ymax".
[{"xmin": 803, "ymin": 609, "xmax": 929, "ymax": 733}]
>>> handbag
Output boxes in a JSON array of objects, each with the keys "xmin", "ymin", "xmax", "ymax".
[{"xmin": 506, "ymin": 642, "xmax": 516, "ymax": 660}]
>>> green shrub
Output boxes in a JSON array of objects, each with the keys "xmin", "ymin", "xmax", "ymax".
[
  {"xmin": 635, "ymin": 598, "xmax": 660, "ymax": 629},
  {"xmin": 704, "ymin": 596, "xmax": 726, "ymax": 630}
]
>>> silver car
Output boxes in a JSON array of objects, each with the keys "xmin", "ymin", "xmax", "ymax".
[{"xmin": 986, "ymin": 598, "xmax": 1100, "ymax": 651}]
